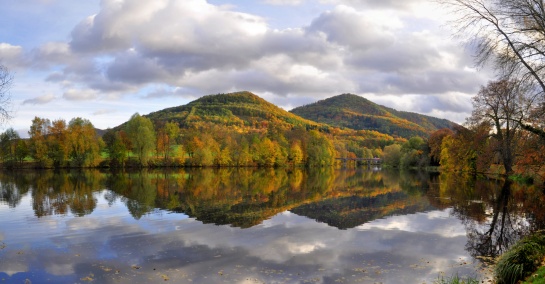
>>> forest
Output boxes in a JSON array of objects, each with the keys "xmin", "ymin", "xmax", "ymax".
[
  {"xmin": 0, "ymin": 112, "xmax": 389, "ymax": 169},
  {"xmin": 0, "ymin": 92, "xmax": 401, "ymax": 169}
]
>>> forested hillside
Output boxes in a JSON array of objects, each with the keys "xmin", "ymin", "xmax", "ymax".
[
  {"xmin": 146, "ymin": 91, "xmax": 319, "ymax": 131},
  {"xmin": 290, "ymin": 94, "xmax": 457, "ymax": 139},
  {"xmin": 4, "ymin": 91, "xmax": 455, "ymax": 169},
  {"xmin": 128, "ymin": 91, "xmax": 397, "ymax": 167}
]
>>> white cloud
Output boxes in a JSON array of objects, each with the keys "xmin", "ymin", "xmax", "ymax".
[
  {"xmin": 3, "ymin": 0, "xmax": 494, "ymax": 130},
  {"xmin": 263, "ymin": 0, "xmax": 305, "ymax": 5},
  {"xmin": 0, "ymin": 43, "xmax": 26, "ymax": 69},
  {"xmin": 31, "ymin": 42, "xmax": 74, "ymax": 68},
  {"xmin": 22, "ymin": 94, "xmax": 56, "ymax": 105},
  {"xmin": 63, "ymin": 88, "xmax": 99, "ymax": 101},
  {"xmin": 92, "ymin": 109, "xmax": 117, "ymax": 115}
]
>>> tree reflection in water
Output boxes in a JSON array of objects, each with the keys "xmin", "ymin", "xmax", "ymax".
[
  {"xmin": 1, "ymin": 168, "xmax": 545, "ymax": 261},
  {"xmin": 0, "ymin": 170, "xmax": 101, "ymax": 217},
  {"xmin": 436, "ymin": 172, "xmax": 545, "ymax": 260}
]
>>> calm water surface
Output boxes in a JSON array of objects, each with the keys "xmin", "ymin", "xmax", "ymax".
[{"xmin": 1, "ymin": 168, "xmax": 544, "ymax": 284}]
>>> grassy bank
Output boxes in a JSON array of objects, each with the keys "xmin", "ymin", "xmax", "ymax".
[
  {"xmin": 495, "ymin": 231, "xmax": 545, "ymax": 284},
  {"xmin": 434, "ymin": 274, "xmax": 479, "ymax": 284},
  {"xmin": 522, "ymin": 266, "xmax": 545, "ymax": 284},
  {"xmin": 435, "ymin": 231, "xmax": 545, "ymax": 284}
]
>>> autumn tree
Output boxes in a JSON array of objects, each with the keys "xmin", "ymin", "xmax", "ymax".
[
  {"xmin": 440, "ymin": 124, "xmax": 493, "ymax": 173},
  {"xmin": 28, "ymin": 117, "xmax": 52, "ymax": 167},
  {"xmin": 467, "ymin": 80, "xmax": 528, "ymax": 175},
  {"xmin": 126, "ymin": 113, "xmax": 156, "ymax": 166},
  {"xmin": 305, "ymin": 131, "xmax": 335, "ymax": 167},
  {"xmin": 515, "ymin": 131, "xmax": 545, "ymax": 181},
  {"xmin": 67, "ymin": 117, "xmax": 102, "ymax": 167},
  {"xmin": 233, "ymin": 137, "xmax": 252, "ymax": 166},
  {"xmin": 48, "ymin": 119, "xmax": 69, "ymax": 167},
  {"xmin": 428, "ymin": 128, "xmax": 454, "ymax": 165},
  {"xmin": 185, "ymin": 136, "xmax": 203, "ymax": 158},
  {"xmin": 438, "ymin": 0, "xmax": 545, "ymax": 139},
  {"xmin": 156, "ymin": 121, "xmax": 180, "ymax": 163},
  {"xmin": 254, "ymin": 137, "xmax": 278, "ymax": 167},
  {"xmin": 289, "ymin": 141, "xmax": 304, "ymax": 166}
]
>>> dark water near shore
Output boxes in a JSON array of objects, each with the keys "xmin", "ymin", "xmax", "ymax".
[{"xmin": 1, "ymin": 168, "xmax": 544, "ymax": 283}]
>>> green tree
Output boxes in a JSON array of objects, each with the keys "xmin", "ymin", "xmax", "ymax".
[
  {"xmin": 164, "ymin": 121, "xmax": 180, "ymax": 160},
  {"xmin": 382, "ymin": 144, "xmax": 402, "ymax": 168},
  {"xmin": 15, "ymin": 140, "xmax": 29, "ymax": 165},
  {"xmin": 104, "ymin": 130, "xmax": 130, "ymax": 167},
  {"xmin": 193, "ymin": 147, "xmax": 214, "ymax": 166},
  {"xmin": 110, "ymin": 132, "xmax": 128, "ymax": 166},
  {"xmin": 400, "ymin": 136, "xmax": 428, "ymax": 168},
  {"xmin": 126, "ymin": 113, "xmax": 156, "ymax": 166},
  {"xmin": 0, "ymin": 128, "xmax": 19, "ymax": 166},
  {"xmin": 306, "ymin": 131, "xmax": 335, "ymax": 167}
]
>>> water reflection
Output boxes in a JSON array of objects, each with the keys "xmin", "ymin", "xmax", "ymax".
[
  {"xmin": 2, "ymin": 169, "xmax": 544, "ymax": 233},
  {"xmin": 1, "ymin": 169, "xmax": 544, "ymax": 283},
  {"xmin": 430, "ymin": 173, "xmax": 545, "ymax": 259}
]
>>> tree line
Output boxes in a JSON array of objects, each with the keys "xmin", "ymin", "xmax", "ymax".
[{"xmin": 1, "ymin": 113, "xmax": 390, "ymax": 169}]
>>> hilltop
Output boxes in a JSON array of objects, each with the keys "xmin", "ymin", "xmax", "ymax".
[
  {"xmin": 290, "ymin": 94, "xmax": 457, "ymax": 138},
  {"xmin": 146, "ymin": 91, "xmax": 319, "ymax": 131}
]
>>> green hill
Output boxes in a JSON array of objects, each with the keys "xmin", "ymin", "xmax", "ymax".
[
  {"xmin": 290, "ymin": 93, "xmax": 457, "ymax": 138},
  {"xmin": 146, "ymin": 91, "xmax": 320, "ymax": 131}
]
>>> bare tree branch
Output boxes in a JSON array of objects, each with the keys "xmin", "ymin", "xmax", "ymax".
[
  {"xmin": 437, "ymin": 0, "xmax": 545, "ymax": 138},
  {"xmin": 0, "ymin": 64, "xmax": 13, "ymax": 125}
]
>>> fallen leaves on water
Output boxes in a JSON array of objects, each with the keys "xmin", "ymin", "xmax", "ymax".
[{"xmin": 81, "ymin": 273, "xmax": 94, "ymax": 282}]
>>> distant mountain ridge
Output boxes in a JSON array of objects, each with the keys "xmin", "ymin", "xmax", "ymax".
[
  {"xmin": 290, "ymin": 93, "xmax": 457, "ymax": 138},
  {"xmin": 134, "ymin": 91, "xmax": 456, "ymax": 142}
]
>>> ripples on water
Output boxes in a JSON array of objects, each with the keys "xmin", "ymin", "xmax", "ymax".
[{"xmin": 1, "ymin": 168, "xmax": 543, "ymax": 283}]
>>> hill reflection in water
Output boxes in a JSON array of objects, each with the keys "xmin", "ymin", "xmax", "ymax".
[
  {"xmin": 1, "ymin": 168, "xmax": 544, "ymax": 283},
  {"xmin": 1, "ymin": 168, "xmax": 439, "ymax": 228}
]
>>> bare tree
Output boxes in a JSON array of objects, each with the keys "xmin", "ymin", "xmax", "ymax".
[
  {"xmin": 468, "ymin": 79, "xmax": 529, "ymax": 174},
  {"xmin": 0, "ymin": 64, "xmax": 13, "ymax": 125},
  {"xmin": 438, "ymin": 0, "xmax": 545, "ymax": 138}
]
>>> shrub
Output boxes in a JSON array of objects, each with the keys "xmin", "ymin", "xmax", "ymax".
[
  {"xmin": 495, "ymin": 232, "xmax": 545, "ymax": 284},
  {"xmin": 434, "ymin": 274, "xmax": 479, "ymax": 284}
]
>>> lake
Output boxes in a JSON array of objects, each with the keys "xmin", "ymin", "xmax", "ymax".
[{"xmin": 1, "ymin": 168, "xmax": 544, "ymax": 283}]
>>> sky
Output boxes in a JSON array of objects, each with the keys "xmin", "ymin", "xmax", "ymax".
[{"xmin": 0, "ymin": 0, "xmax": 494, "ymax": 136}]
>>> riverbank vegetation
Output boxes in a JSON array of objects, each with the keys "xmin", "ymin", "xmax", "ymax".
[
  {"xmin": 0, "ymin": 113, "xmax": 384, "ymax": 169},
  {"xmin": 434, "ymin": 274, "xmax": 479, "ymax": 284},
  {"xmin": 495, "ymin": 232, "xmax": 545, "ymax": 284}
]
